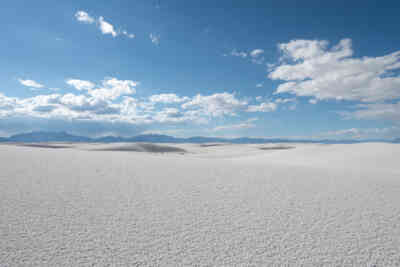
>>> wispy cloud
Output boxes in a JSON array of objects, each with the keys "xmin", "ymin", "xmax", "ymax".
[
  {"xmin": 228, "ymin": 48, "xmax": 265, "ymax": 64},
  {"xmin": 250, "ymin": 49, "xmax": 264, "ymax": 58},
  {"xmin": 314, "ymin": 127, "xmax": 400, "ymax": 140},
  {"xmin": 247, "ymin": 102, "xmax": 277, "ymax": 112},
  {"xmin": 150, "ymin": 33, "xmax": 160, "ymax": 45},
  {"xmin": 18, "ymin": 79, "xmax": 44, "ymax": 89},
  {"xmin": 149, "ymin": 93, "xmax": 189, "ymax": 104},
  {"xmin": 340, "ymin": 102, "xmax": 400, "ymax": 122},
  {"xmin": 250, "ymin": 49, "xmax": 265, "ymax": 64},
  {"xmin": 230, "ymin": 49, "xmax": 247, "ymax": 58},
  {"xmin": 213, "ymin": 118, "xmax": 257, "ymax": 132},
  {"xmin": 75, "ymin": 10, "xmax": 134, "ymax": 39},
  {"xmin": 122, "ymin": 30, "xmax": 135, "ymax": 39}
]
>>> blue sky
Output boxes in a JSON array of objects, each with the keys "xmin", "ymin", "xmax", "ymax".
[{"xmin": 1, "ymin": 0, "xmax": 400, "ymax": 139}]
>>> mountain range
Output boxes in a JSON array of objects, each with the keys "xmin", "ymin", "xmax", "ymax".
[{"xmin": 0, "ymin": 131, "xmax": 399, "ymax": 144}]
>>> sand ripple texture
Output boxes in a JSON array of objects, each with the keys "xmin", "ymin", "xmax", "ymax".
[{"xmin": 1, "ymin": 143, "xmax": 400, "ymax": 266}]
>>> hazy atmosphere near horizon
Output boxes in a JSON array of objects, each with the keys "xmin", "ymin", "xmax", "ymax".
[{"xmin": 1, "ymin": 1, "xmax": 400, "ymax": 266}]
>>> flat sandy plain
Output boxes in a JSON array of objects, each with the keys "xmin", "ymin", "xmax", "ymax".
[{"xmin": 1, "ymin": 142, "xmax": 400, "ymax": 266}]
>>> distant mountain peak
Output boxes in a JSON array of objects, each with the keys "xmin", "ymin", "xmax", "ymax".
[{"xmin": 0, "ymin": 131, "xmax": 395, "ymax": 144}]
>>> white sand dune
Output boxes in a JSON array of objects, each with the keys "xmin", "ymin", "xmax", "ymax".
[{"xmin": 1, "ymin": 143, "xmax": 400, "ymax": 266}]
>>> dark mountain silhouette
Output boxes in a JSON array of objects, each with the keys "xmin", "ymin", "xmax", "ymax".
[{"xmin": 0, "ymin": 131, "xmax": 396, "ymax": 144}]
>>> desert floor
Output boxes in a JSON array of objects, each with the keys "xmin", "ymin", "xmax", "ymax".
[{"xmin": 1, "ymin": 143, "xmax": 400, "ymax": 266}]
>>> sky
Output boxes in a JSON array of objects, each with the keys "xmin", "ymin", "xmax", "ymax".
[{"xmin": 1, "ymin": 0, "xmax": 400, "ymax": 139}]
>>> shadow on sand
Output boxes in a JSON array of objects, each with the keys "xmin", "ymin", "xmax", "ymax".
[
  {"xmin": 15, "ymin": 143, "xmax": 73, "ymax": 149},
  {"xmin": 258, "ymin": 146, "xmax": 295, "ymax": 150},
  {"xmin": 94, "ymin": 143, "xmax": 187, "ymax": 153}
]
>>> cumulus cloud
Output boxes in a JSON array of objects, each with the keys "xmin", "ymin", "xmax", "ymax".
[
  {"xmin": 18, "ymin": 79, "xmax": 44, "ymax": 89},
  {"xmin": 60, "ymin": 93, "xmax": 120, "ymax": 115},
  {"xmin": 149, "ymin": 93, "xmax": 189, "ymax": 104},
  {"xmin": 182, "ymin": 92, "xmax": 248, "ymax": 117},
  {"xmin": 1, "ymin": 77, "xmax": 143, "ymax": 125},
  {"xmin": 150, "ymin": 33, "xmax": 160, "ymax": 45},
  {"xmin": 66, "ymin": 79, "xmax": 95, "ymax": 91},
  {"xmin": 98, "ymin": 16, "xmax": 117, "ymax": 37},
  {"xmin": 0, "ymin": 93, "xmax": 18, "ymax": 116},
  {"xmin": 4, "ymin": 77, "xmax": 279, "ymax": 130},
  {"xmin": 269, "ymin": 38, "xmax": 400, "ymax": 102},
  {"xmin": 247, "ymin": 102, "xmax": 277, "ymax": 112},
  {"xmin": 89, "ymin": 78, "xmax": 137, "ymax": 100},
  {"xmin": 75, "ymin": 10, "xmax": 95, "ymax": 24},
  {"xmin": 152, "ymin": 108, "xmax": 186, "ymax": 123}
]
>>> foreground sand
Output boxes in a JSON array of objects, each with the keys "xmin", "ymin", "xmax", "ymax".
[{"xmin": 1, "ymin": 143, "xmax": 400, "ymax": 266}]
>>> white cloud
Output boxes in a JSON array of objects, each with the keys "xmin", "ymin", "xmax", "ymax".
[
  {"xmin": 275, "ymin": 98, "xmax": 296, "ymax": 104},
  {"xmin": 230, "ymin": 49, "xmax": 264, "ymax": 64},
  {"xmin": 213, "ymin": 119, "xmax": 257, "ymax": 132},
  {"xmin": 309, "ymin": 99, "xmax": 318, "ymax": 104},
  {"xmin": 250, "ymin": 49, "xmax": 264, "ymax": 58},
  {"xmin": 269, "ymin": 38, "xmax": 400, "ymax": 102},
  {"xmin": 182, "ymin": 92, "xmax": 247, "ymax": 117},
  {"xmin": 122, "ymin": 30, "xmax": 135, "ymax": 39},
  {"xmin": 231, "ymin": 49, "xmax": 247, "ymax": 58},
  {"xmin": 98, "ymin": 16, "xmax": 118, "ymax": 37},
  {"xmin": 75, "ymin": 10, "xmax": 95, "ymax": 24},
  {"xmin": 0, "ymin": 78, "xmax": 294, "ymax": 129},
  {"xmin": 18, "ymin": 79, "xmax": 44, "ymax": 89},
  {"xmin": 341, "ymin": 101, "xmax": 400, "ymax": 122},
  {"xmin": 0, "ymin": 93, "xmax": 18, "ymax": 116},
  {"xmin": 60, "ymin": 93, "xmax": 120, "ymax": 115},
  {"xmin": 247, "ymin": 102, "xmax": 277, "ymax": 112},
  {"xmin": 66, "ymin": 79, "xmax": 95, "ymax": 91},
  {"xmin": 149, "ymin": 93, "xmax": 189, "ymax": 104},
  {"xmin": 153, "ymin": 107, "xmax": 186, "ymax": 123},
  {"xmin": 75, "ymin": 11, "xmax": 135, "ymax": 39},
  {"xmin": 150, "ymin": 33, "xmax": 160, "ymax": 45},
  {"xmin": 89, "ymin": 78, "xmax": 137, "ymax": 100},
  {"xmin": 321, "ymin": 128, "xmax": 361, "ymax": 138},
  {"xmin": 256, "ymin": 83, "xmax": 263, "ymax": 88},
  {"xmin": 279, "ymin": 39, "xmax": 329, "ymax": 61},
  {"xmin": 66, "ymin": 78, "xmax": 137, "ymax": 101},
  {"xmin": 314, "ymin": 127, "xmax": 400, "ymax": 140},
  {"xmin": 1, "ymin": 77, "xmax": 141, "ymax": 123}
]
